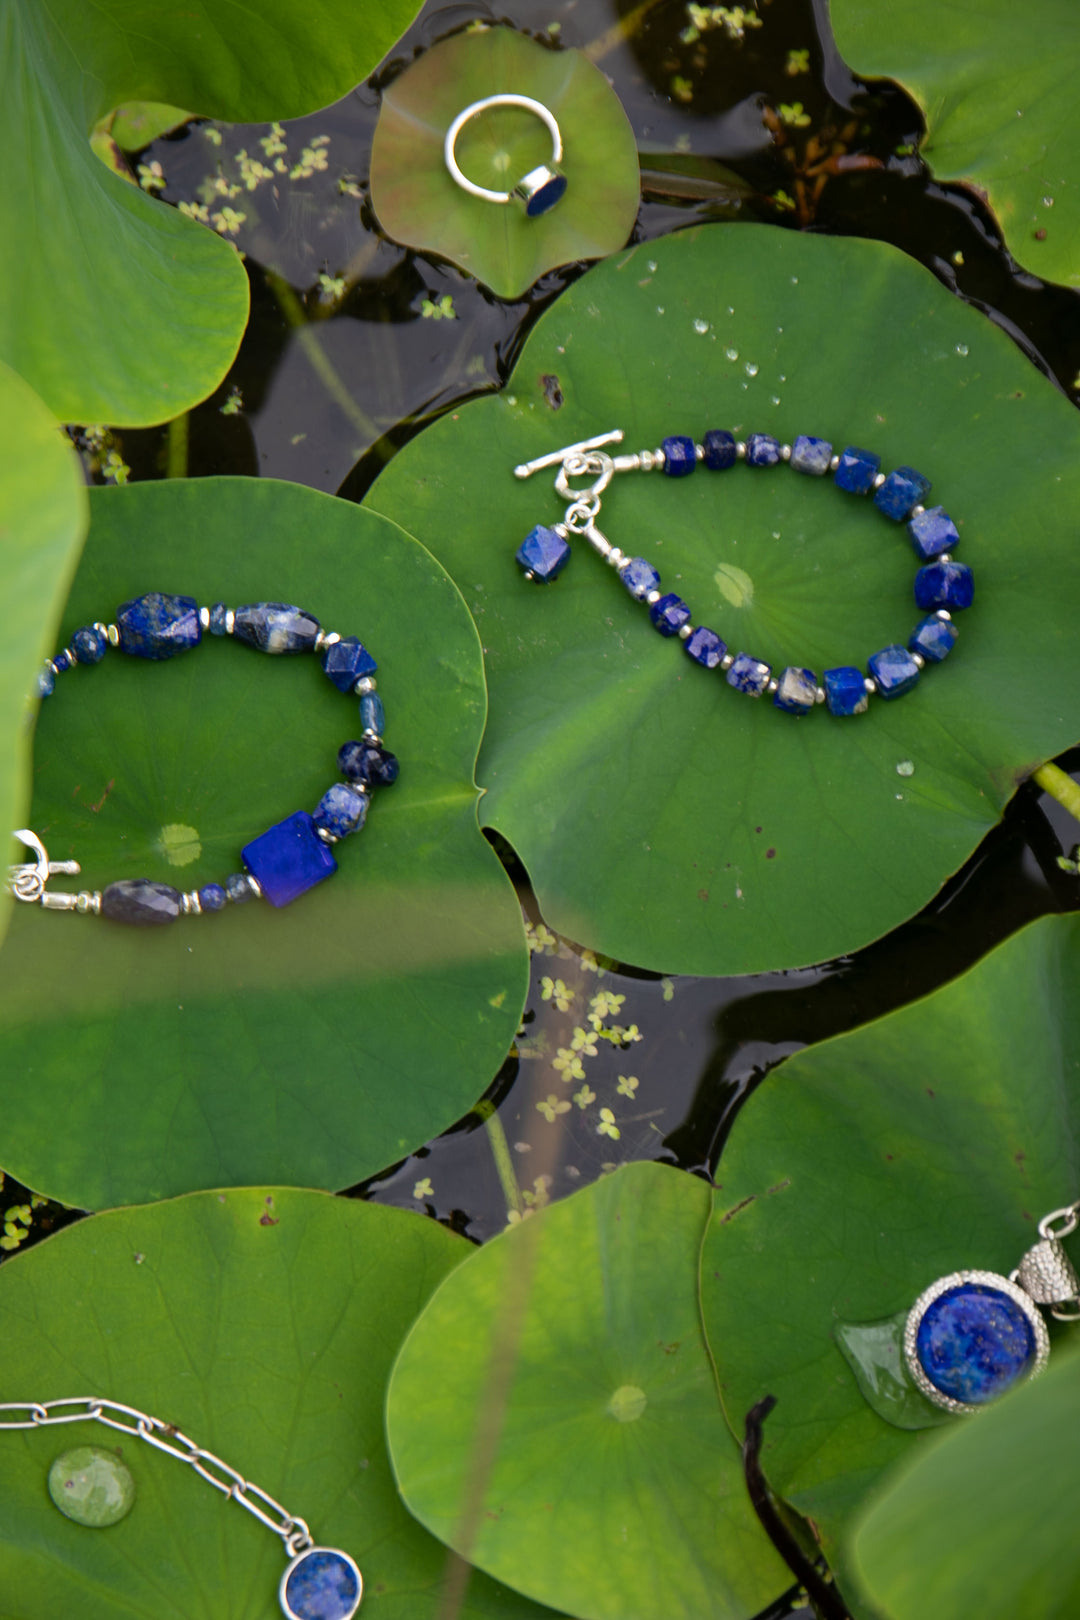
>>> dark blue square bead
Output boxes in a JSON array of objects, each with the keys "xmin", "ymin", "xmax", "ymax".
[
  {"xmin": 314, "ymin": 784, "xmax": 368, "ymax": 838},
  {"xmin": 823, "ymin": 666, "xmax": 869, "ymax": 717},
  {"xmin": 915, "ymin": 1283, "xmax": 1036, "ymax": 1406},
  {"xmin": 516, "ymin": 525, "xmax": 571, "ymax": 583},
  {"xmin": 101, "ymin": 879, "xmax": 182, "ymax": 925},
  {"xmin": 117, "ymin": 592, "xmax": 201, "ymax": 659},
  {"xmin": 284, "ymin": 1549, "xmax": 361, "ymax": 1620},
  {"xmin": 790, "ymin": 435, "xmax": 832, "ymax": 476},
  {"xmin": 685, "ymin": 626, "xmax": 726, "ymax": 668},
  {"xmin": 910, "ymin": 614, "xmax": 959, "ymax": 662},
  {"xmin": 873, "ymin": 465, "xmax": 932, "ymax": 521},
  {"xmin": 648, "ymin": 593, "xmax": 691, "ymax": 636},
  {"xmin": 702, "ymin": 430, "xmax": 737, "ymax": 470},
  {"xmin": 661, "ymin": 436, "xmax": 696, "ymax": 476},
  {"xmin": 619, "ymin": 557, "xmax": 661, "ymax": 599},
  {"xmin": 868, "ymin": 644, "xmax": 921, "ymax": 699},
  {"xmin": 198, "ymin": 883, "xmax": 227, "ymax": 912},
  {"xmin": 242, "ymin": 811, "xmax": 337, "ymax": 907},
  {"xmin": 72, "ymin": 626, "xmax": 106, "ymax": 664},
  {"xmin": 834, "ymin": 446, "xmax": 881, "ymax": 494},
  {"xmin": 773, "ymin": 666, "xmax": 818, "ymax": 714},
  {"xmin": 746, "ymin": 434, "xmax": 781, "ymax": 467},
  {"xmin": 323, "ymin": 636, "xmax": 377, "ymax": 692},
  {"xmin": 726, "ymin": 653, "xmax": 771, "ymax": 695},
  {"xmin": 908, "ymin": 506, "xmax": 959, "ymax": 560},
  {"xmin": 234, "ymin": 603, "xmax": 320, "ymax": 653},
  {"xmin": 915, "ymin": 560, "xmax": 974, "ymax": 611}
]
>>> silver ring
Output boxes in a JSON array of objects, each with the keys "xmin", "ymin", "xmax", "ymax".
[{"xmin": 443, "ymin": 94, "xmax": 567, "ymax": 217}]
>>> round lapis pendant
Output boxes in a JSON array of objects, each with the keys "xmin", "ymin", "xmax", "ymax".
[
  {"xmin": 279, "ymin": 1546, "xmax": 363, "ymax": 1620},
  {"xmin": 903, "ymin": 1268, "xmax": 1050, "ymax": 1415}
]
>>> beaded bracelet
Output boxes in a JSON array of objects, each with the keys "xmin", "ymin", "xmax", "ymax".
[
  {"xmin": 513, "ymin": 428, "xmax": 974, "ymax": 717},
  {"xmin": 8, "ymin": 593, "xmax": 398, "ymax": 926}
]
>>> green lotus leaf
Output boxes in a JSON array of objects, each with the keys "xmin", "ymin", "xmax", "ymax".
[
  {"xmin": 0, "ymin": 1187, "xmax": 560, "ymax": 1619},
  {"xmin": 3, "ymin": 0, "xmax": 424, "ymax": 427},
  {"xmin": 699, "ymin": 913, "xmax": 1080, "ymax": 1565},
  {"xmin": 369, "ymin": 27, "xmax": 639, "ymax": 300},
  {"xmin": 831, "ymin": 0, "xmax": 1080, "ymax": 287},
  {"xmin": 366, "ymin": 223, "xmax": 1080, "ymax": 975},
  {"xmin": 0, "ymin": 477, "xmax": 526, "ymax": 1210},
  {"xmin": 386, "ymin": 1160, "xmax": 789, "ymax": 1620}
]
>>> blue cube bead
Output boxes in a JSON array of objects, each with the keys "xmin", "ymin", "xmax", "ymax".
[
  {"xmin": 868, "ymin": 644, "xmax": 921, "ymax": 699},
  {"xmin": 225, "ymin": 873, "xmax": 255, "ymax": 904},
  {"xmin": 283, "ymin": 1548, "xmax": 362, "ymax": 1620},
  {"xmin": 702, "ymin": 430, "xmax": 737, "ymax": 470},
  {"xmin": 242, "ymin": 811, "xmax": 338, "ymax": 907},
  {"xmin": 726, "ymin": 653, "xmax": 771, "ymax": 696},
  {"xmin": 685, "ymin": 626, "xmax": 726, "ymax": 668},
  {"xmin": 823, "ymin": 666, "xmax": 869, "ymax": 717},
  {"xmin": 234, "ymin": 603, "xmax": 320, "ymax": 654},
  {"xmin": 915, "ymin": 560, "xmax": 974, "ymax": 611},
  {"xmin": 359, "ymin": 692, "xmax": 385, "ymax": 735},
  {"xmin": 516, "ymin": 524, "xmax": 571, "ymax": 583},
  {"xmin": 746, "ymin": 434, "xmax": 781, "ymax": 467},
  {"xmin": 37, "ymin": 662, "xmax": 55, "ymax": 698},
  {"xmin": 338, "ymin": 740, "xmax": 399, "ymax": 787},
  {"xmin": 835, "ymin": 446, "xmax": 881, "ymax": 494},
  {"xmin": 117, "ymin": 592, "xmax": 201, "ymax": 659},
  {"xmin": 72, "ymin": 626, "xmax": 107, "ymax": 665},
  {"xmin": 648, "ymin": 593, "xmax": 691, "ymax": 636},
  {"xmin": 198, "ymin": 883, "xmax": 227, "ymax": 912},
  {"xmin": 314, "ymin": 783, "xmax": 369, "ymax": 839},
  {"xmin": 323, "ymin": 636, "xmax": 377, "ymax": 692},
  {"xmin": 773, "ymin": 666, "xmax": 818, "ymax": 714},
  {"xmin": 908, "ymin": 506, "xmax": 959, "ymax": 560},
  {"xmin": 874, "ymin": 465, "xmax": 932, "ymax": 521},
  {"xmin": 910, "ymin": 614, "xmax": 959, "ymax": 663},
  {"xmin": 661, "ymin": 436, "xmax": 696, "ymax": 476},
  {"xmin": 619, "ymin": 557, "xmax": 661, "ymax": 599},
  {"xmin": 208, "ymin": 602, "xmax": 230, "ymax": 636},
  {"xmin": 790, "ymin": 435, "xmax": 833, "ymax": 476}
]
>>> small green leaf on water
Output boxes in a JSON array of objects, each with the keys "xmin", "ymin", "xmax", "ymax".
[{"xmin": 156, "ymin": 823, "xmax": 202, "ymax": 866}]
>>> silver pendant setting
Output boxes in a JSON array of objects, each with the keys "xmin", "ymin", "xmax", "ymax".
[{"xmin": 904, "ymin": 1268, "xmax": 1050, "ymax": 1415}]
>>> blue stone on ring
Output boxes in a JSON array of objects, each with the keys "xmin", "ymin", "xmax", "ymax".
[
  {"xmin": 280, "ymin": 1546, "xmax": 362, "ymax": 1620},
  {"xmin": 513, "ymin": 165, "xmax": 568, "ymax": 217}
]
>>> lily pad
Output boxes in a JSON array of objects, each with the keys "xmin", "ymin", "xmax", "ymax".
[
  {"xmin": 699, "ymin": 912, "xmax": 1080, "ymax": 1563},
  {"xmin": 0, "ymin": 477, "xmax": 526, "ymax": 1210},
  {"xmin": 365, "ymin": 224, "xmax": 1080, "ymax": 975},
  {"xmin": 0, "ymin": 1187, "xmax": 559, "ymax": 1619},
  {"xmin": 831, "ymin": 0, "xmax": 1080, "ymax": 287},
  {"xmin": 369, "ymin": 27, "xmax": 639, "ymax": 300},
  {"xmin": 3, "ymin": 0, "xmax": 424, "ymax": 427},
  {"xmin": 386, "ymin": 1160, "xmax": 789, "ymax": 1620}
]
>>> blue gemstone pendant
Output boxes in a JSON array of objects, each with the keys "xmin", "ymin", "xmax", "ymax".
[
  {"xmin": 279, "ymin": 1546, "xmax": 363, "ymax": 1620},
  {"xmin": 903, "ymin": 1269, "xmax": 1050, "ymax": 1414}
]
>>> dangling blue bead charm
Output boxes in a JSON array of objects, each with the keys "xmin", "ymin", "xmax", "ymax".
[{"xmin": 516, "ymin": 525, "xmax": 571, "ymax": 582}]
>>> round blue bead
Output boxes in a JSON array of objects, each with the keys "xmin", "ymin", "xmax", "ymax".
[
  {"xmin": 72, "ymin": 626, "xmax": 107, "ymax": 665},
  {"xmin": 52, "ymin": 650, "xmax": 72, "ymax": 672},
  {"xmin": 225, "ymin": 873, "xmax": 254, "ymax": 904},
  {"xmin": 198, "ymin": 883, "xmax": 227, "ymax": 912},
  {"xmin": 915, "ymin": 1283, "xmax": 1036, "ymax": 1406}
]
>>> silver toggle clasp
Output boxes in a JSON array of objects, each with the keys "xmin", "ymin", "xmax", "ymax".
[
  {"xmin": 513, "ymin": 429, "xmax": 624, "ymax": 482},
  {"xmin": 1013, "ymin": 1233, "xmax": 1080, "ymax": 1321},
  {"xmin": 7, "ymin": 829, "xmax": 80, "ymax": 905}
]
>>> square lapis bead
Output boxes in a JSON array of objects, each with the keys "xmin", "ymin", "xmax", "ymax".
[
  {"xmin": 685, "ymin": 626, "xmax": 726, "ymax": 668},
  {"xmin": 823, "ymin": 666, "xmax": 869, "ymax": 717},
  {"xmin": 746, "ymin": 434, "xmax": 781, "ymax": 467},
  {"xmin": 242, "ymin": 811, "xmax": 338, "ymax": 907},
  {"xmin": 726, "ymin": 652, "xmax": 771, "ymax": 695},
  {"xmin": 868, "ymin": 644, "xmax": 921, "ymax": 699},
  {"xmin": 835, "ymin": 446, "xmax": 880, "ymax": 494},
  {"xmin": 649, "ymin": 593, "xmax": 691, "ymax": 636},
  {"xmin": 117, "ymin": 592, "xmax": 201, "ymax": 659},
  {"xmin": 790, "ymin": 435, "xmax": 832, "ymax": 476},
  {"xmin": 908, "ymin": 506, "xmax": 959, "ymax": 560},
  {"xmin": 661, "ymin": 436, "xmax": 696, "ymax": 476},
  {"xmin": 915, "ymin": 560, "xmax": 973, "ymax": 611},
  {"xmin": 773, "ymin": 666, "xmax": 818, "ymax": 714},
  {"xmin": 516, "ymin": 525, "xmax": 571, "ymax": 583},
  {"xmin": 702, "ymin": 430, "xmax": 737, "ymax": 470},
  {"xmin": 314, "ymin": 784, "xmax": 368, "ymax": 838},
  {"xmin": 874, "ymin": 466, "xmax": 931, "ymax": 521},
  {"xmin": 619, "ymin": 557, "xmax": 661, "ymax": 599},
  {"xmin": 910, "ymin": 614, "xmax": 959, "ymax": 662}
]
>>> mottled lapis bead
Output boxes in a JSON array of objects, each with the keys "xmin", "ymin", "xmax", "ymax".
[
  {"xmin": 910, "ymin": 614, "xmax": 958, "ymax": 662},
  {"xmin": 746, "ymin": 434, "xmax": 781, "ymax": 467},
  {"xmin": 834, "ymin": 446, "xmax": 880, "ymax": 494},
  {"xmin": 874, "ymin": 465, "xmax": 932, "ymax": 521},
  {"xmin": 225, "ymin": 872, "xmax": 255, "ymax": 904},
  {"xmin": 283, "ymin": 1549, "xmax": 362, "ymax": 1620},
  {"xmin": 619, "ymin": 557, "xmax": 661, "ymax": 599},
  {"xmin": 314, "ymin": 783, "xmax": 369, "ymax": 839},
  {"xmin": 516, "ymin": 525, "xmax": 571, "ymax": 583},
  {"xmin": 323, "ymin": 636, "xmax": 377, "ymax": 693},
  {"xmin": 233, "ymin": 602, "xmax": 320, "ymax": 654},
  {"xmin": 241, "ymin": 811, "xmax": 337, "ymax": 908},
  {"xmin": 915, "ymin": 1283, "xmax": 1036, "ymax": 1406},
  {"xmin": 773, "ymin": 666, "xmax": 818, "ymax": 714},
  {"xmin": 823, "ymin": 665, "xmax": 869, "ymax": 717},
  {"xmin": 52, "ymin": 650, "xmax": 73, "ymax": 672},
  {"xmin": 338, "ymin": 740, "xmax": 400, "ymax": 787},
  {"xmin": 101, "ymin": 879, "xmax": 181, "ymax": 925},
  {"xmin": 198, "ymin": 883, "xmax": 227, "ymax": 912},
  {"xmin": 908, "ymin": 506, "xmax": 959, "ymax": 560},
  {"xmin": 649, "ymin": 593, "xmax": 691, "ymax": 636},
  {"xmin": 661, "ymin": 436, "xmax": 696, "ymax": 476},
  {"xmin": 359, "ymin": 692, "xmax": 385, "ymax": 735},
  {"xmin": 790, "ymin": 435, "xmax": 832, "ymax": 476},
  {"xmin": 702, "ymin": 430, "xmax": 737, "ymax": 471},
  {"xmin": 868, "ymin": 644, "xmax": 921, "ymax": 699},
  {"xmin": 72, "ymin": 626, "xmax": 107, "ymax": 665},
  {"xmin": 117, "ymin": 593, "xmax": 201, "ymax": 659},
  {"xmin": 915, "ymin": 560, "xmax": 974, "ymax": 611},
  {"xmin": 685, "ymin": 626, "xmax": 726, "ymax": 668},
  {"xmin": 726, "ymin": 653, "xmax": 771, "ymax": 696},
  {"xmin": 37, "ymin": 662, "xmax": 55, "ymax": 698},
  {"xmin": 208, "ymin": 602, "xmax": 230, "ymax": 636}
]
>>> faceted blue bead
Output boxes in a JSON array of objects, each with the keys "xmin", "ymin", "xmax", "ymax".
[
  {"xmin": 242, "ymin": 811, "xmax": 338, "ymax": 908},
  {"xmin": 790, "ymin": 435, "xmax": 832, "ymax": 476},
  {"xmin": 915, "ymin": 1283, "xmax": 1036, "ymax": 1406},
  {"xmin": 314, "ymin": 784, "xmax": 368, "ymax": 839},
  {"xmin": 910, "ymin": 614, "xmax": 959, "ymax": 663},
  {"xmin": 868, "ymin": 644, "xmax": 921, "ymax": 699},
  {"xmin": 52, "ymin": 650, "xmax": 73, "ymax": 672},
  {"xmin": 225, "ymin": 873, "xmax": 255, "ymax": 904},
  {"xmin": 874, "ymin": 465, "xmax": 932, "ymax": 521},
  {"xmin": 834, "ymin": 446, "xmax": 881, "ymax": 494},
  {"xmin": 685, "ymin": 626, "xmax": 726, "ymax": 668},
  {"xmin": 338, "ymin": 740, "xmax": 399, "ymax": 787},
  {"xmin": 661, "ymin": 436, "xmax": 696, "ymax": 476},
  {"xmin": 323, "ymin": 637, "xmax": 377, "ymax": 693},
  {"xmin": 117, "ymin": 593, "xmax": 201, "ymax": 660},
  {"xmin": 198, "ymin": 883, "xmax": 227, "ymax": 912},
  {"xmin": 208, "ymin": 602, "xmax": 230, "ymax": 636},
  {"xmin": 359, "ymin": 693, "xmax": 385, "ymax": 735},
  {"xmin": 702, "ymin": 430, "xmax": 737, "ymax": 470},
  {"xmin": 908, "ymin": 506, "xmax": 959, "ymax": 560},
  {"xmin": 648, "ymin": 593, "xmax": 691, "ymax": 636},
  {"xmin": 233, "ymin": 603, "xmax": 320, "ymax": 654},
  {"xmin": 618, "ymin": 557, "xmax": 661, "ymax": 599},
  {"xmin": 101, "ymin": 880, "xmax": 182, "ymax": 926},
  {"xmin": 526, "ymin": 174, "xmax": 567, "ymax": 216},
  {"xmin": 516, "ymin": 524, "xmax": 570, "ymax": 583},
  {"xmin": 726, "ymin": 653, "xmax": 771, "ymax": 696},
  {"xmin": 773, "ymin": 666, "xmax": 818, "ymax": 714},
  {"xmin": 37, "ymin": 662, "xmax": 55, "ymax": 698},
  {"xmin": 823, "ymin": 665, "xmax": 869, "ymax": 717},
  {"xmin": 72, "ymin": 626, "xmax": 107, "ymax": 665},
  {"xmin": 915, "ymin": 560, "xmax": 974, "ymax": 611},
  {"xmin": 746, "ymin": 433, "xmax": 781, "ymax": 467},
  {"xmin": 283, "ymin": 1548, "xmax": 361, "ymax": 1620}
]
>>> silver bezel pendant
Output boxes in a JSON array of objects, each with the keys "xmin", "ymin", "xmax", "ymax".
[
  {"xmin": 903, "ymin": 1268, "xmax": 1050, "ymax": 1415},
  {"xmin": 279, "ymin": 1546, "xmax": 364, "ymax": 1620}
]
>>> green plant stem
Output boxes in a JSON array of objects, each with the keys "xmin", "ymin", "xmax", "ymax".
[
  {"xmin": 1034, "ymin": 762, "xmax": 1080, "ymax": 825},
  {"xmin": 265, "ymin": 271, "xmax": 378, "ymax": 446},
  {"xmin": 584, "ymin": 0, "xmax": 663, "ymax": 61},
  {"xmin": 165, "ymin": 413, "xmax": 188, "ymax": 479},
  {"xmin": 479, "ymin": 1102, "xmax": 523, "ymax": 1217}
]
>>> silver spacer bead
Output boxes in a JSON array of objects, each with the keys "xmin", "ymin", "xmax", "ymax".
[
  {"xmin": 735, "ymin": 441, "xmax": 747, "ymax": 459},
  {"xmin": 355, "ymin": 675, "xmax": 377, "ymax": 695},
  {"xmin": 872, "ymin": 471, "xmax": 887, "ymax": 489},
  {"xmin": 246, "ymin": 874, "xmax": 263, "ymax": 899},
  {"xmin": 198, "ymin": 606, "xmax": 211, "ymax": 631},
  {"xmin": 523, "ymin": 570, "xmax": 535, "ymax": 581},
  {"xmin": 766, "ymin": 677, "xmax": 778, "ymax": 694},
  {"xmin": 645, "ymin": 589, "xmax": 662, "ymax": 606},
  {"xmin": 314, "ymin": 630, "xmax": 341, "ymax": 654},
  {"xmin": 606, "ymin": 547, "xmax": 624, "ymax": 568},
  {"xmin": 678, "ymin": 624, "xmax": 693, "ymax": 641},
  {"xmin": 910, "ymin": 504, "xmax": 925, "ymax": 518},
  {"xmin": 225, "ymin": 609, "xmax": 235, "ymax": 635},
  {"xmin": 76, "ymin": 891, "xmax": 101, "ymax": 915},
  {"xmin": 938, "ymin": 552, "xmax": 952, "ymax": 564},
  {"xmin": 180, "ymin": 891, "xmax": 202, "ymax": 915},
  {"xmin": 911, "ymin": 651, "xmax": 926, "ymax": 669},
  {"xmin": 316, "ymin": 826, "xmax": 339, "ymax": 845},
  {"xmin": 639, "ymin": 449, "xmax": 658, "ymax": 472},
  {"xmin": 815, "ymin": 687, "xmax": 826, "ymax": 703},
  {"xmin": 553, "ymin": 522, "xmax": 569, "ymax": 538},
  {"xmin": 864, "ymin": 677, "xmax": 877, "ymax": 694},
  {"xmin": 720, "ymin": 653, "xmax": 734, "ymax": 671},
  {"xmin": 935, "ymin": 609, "xmax": 952, "ymax": 622},
  {"xmin": 779, "ymin": 444, "xmax": 792, "ymax": 462},
  {"xmin": 360, "ymin": 728, "xmax": 381, "ymax": 742},
  {"xmin": 694, "ymin": 443, "xmax": 705, "ymax": 461},
  {"xmin": 828, "ymin": 454, "xmax": 841, "ymax": 472},
  {"xmin": 92, "ymin": 622, "xmax": 109, "ymax": 638},
  {"xmin": 106, "ymin": 624, "xmax": 120, "ymax": 647}
]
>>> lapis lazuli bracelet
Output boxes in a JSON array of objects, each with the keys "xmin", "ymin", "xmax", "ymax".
[
  {"xmin": 513, "ymin": 428, "xmax": 974, "ymax": 716},
  {"xmin": 9, "ymin": 594, "xmax": 398, "ymax": 925}
]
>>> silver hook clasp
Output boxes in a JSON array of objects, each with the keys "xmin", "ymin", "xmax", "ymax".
[{"xmin": 7, "ymin": 829, "xmax": 80, "ymax": 904}]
